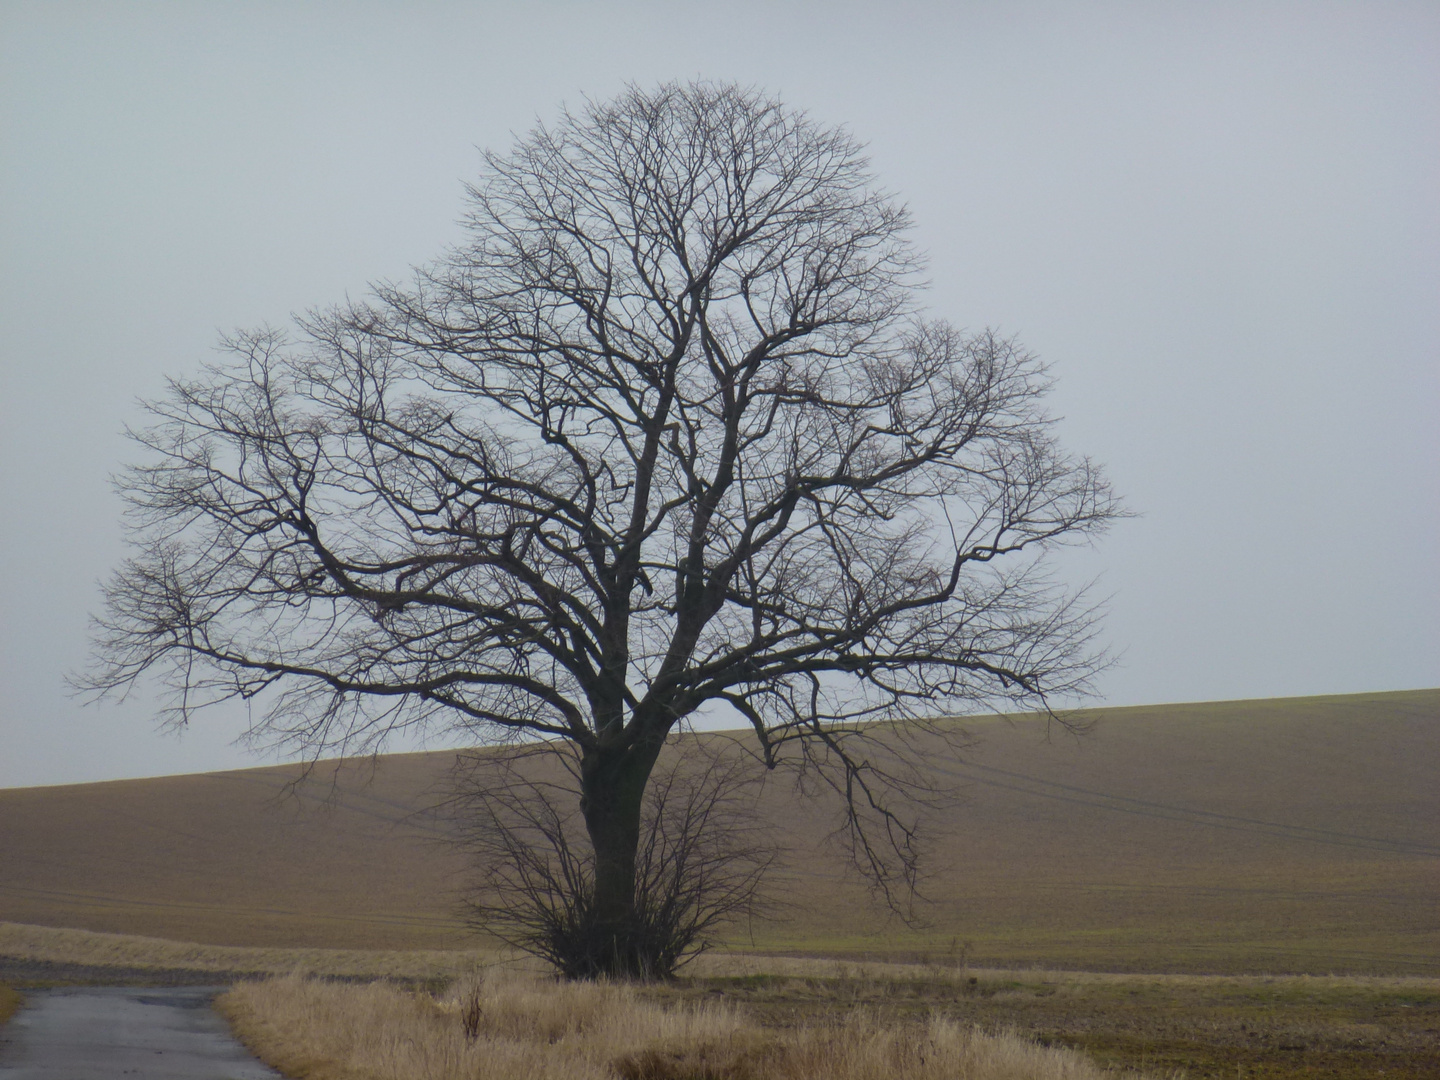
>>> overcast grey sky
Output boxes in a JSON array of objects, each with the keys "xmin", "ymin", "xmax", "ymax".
[{"xmin": 2, "ymin": 1, "xmax": 1436, "ymax": 788}]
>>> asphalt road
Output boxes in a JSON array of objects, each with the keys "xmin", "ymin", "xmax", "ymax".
[{"xmin": 0, "ymin": 986, "xmax": 280, "ymax": 1079}]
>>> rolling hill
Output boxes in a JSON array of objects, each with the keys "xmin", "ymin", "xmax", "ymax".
[{"xmin": 1, "ymin": 689, "xmax": 1435, "ymax": 974}]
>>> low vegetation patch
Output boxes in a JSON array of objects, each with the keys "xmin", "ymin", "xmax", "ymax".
[
  {"xmin": 660, "ymin": 967, "xmax": 1440, "ymax": 1079},
  {"xmin": 217, "ymin": 971, "xmax": 1155, "ymax": 1080},
  {"xmin": 0, "ymin": 983, "xmax": 22, "ymax": 1026}
]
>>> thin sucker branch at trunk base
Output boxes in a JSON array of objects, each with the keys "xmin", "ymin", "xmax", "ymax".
[
  {"xmin": 81, "ymin": 80, "xmax": 1123, "ymax": 978},
  {"xmin": 451, "ymin": 738, "xmax": 775, "ymax": 980}
]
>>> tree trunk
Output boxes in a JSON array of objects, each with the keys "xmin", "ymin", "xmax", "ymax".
[{"xmin": 578, "ymin": 739, "xmax": 662, "ymax": 977}]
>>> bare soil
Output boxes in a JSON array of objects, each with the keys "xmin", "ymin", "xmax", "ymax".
[{"xmin": 2, "ymin": 689, "xmax": 1434, "ymax": 975}]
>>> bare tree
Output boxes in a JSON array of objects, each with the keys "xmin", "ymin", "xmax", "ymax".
[{"xmin": 83, "ymin": 81, "xmax": 1121, "ymax": 978}]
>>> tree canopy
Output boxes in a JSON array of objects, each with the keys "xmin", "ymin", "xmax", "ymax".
[{"xmin": 85, "ymin": 82, "xmax": 1121, "ymax": 976}]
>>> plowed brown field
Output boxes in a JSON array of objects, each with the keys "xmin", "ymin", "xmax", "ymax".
[{"xmin": 2, "ymin": 689, "xmax": 1435, "ymax": 974}]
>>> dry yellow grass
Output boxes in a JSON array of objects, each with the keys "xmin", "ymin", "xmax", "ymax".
[
  {"xmin": 9, "ymin": 919, "xmax": 1437, "ymax": 999},
  {"xmin": 0, "ymin": 920, "xmax": 494, "ymax": 980},
  {"xmin": 8, "ymin": 924, "xmax": 1434, "ymax": 1077},
  {"xmin": 685, "ymin": 950, "xmax": 1440, "ymax": 997},
  {"xmin": 217, "ymin": 971, "xmax": 1160, "ymax": 1080}
]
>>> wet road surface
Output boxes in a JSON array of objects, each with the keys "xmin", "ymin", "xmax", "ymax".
[{"xmin": 0, "ymin": 986, "xmax": 280, "ymax": 1078}]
